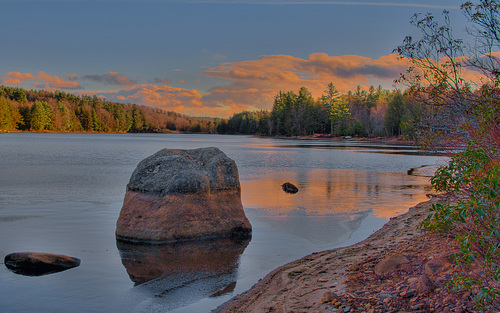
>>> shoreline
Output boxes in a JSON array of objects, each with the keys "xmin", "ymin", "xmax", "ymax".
[{"xmin": 216, "ymin": 195, "xmax": 474, "ymax": 313}]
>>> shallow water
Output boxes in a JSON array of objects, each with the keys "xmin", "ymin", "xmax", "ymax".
[{"xmin": 0, "ymin": 133, "xmax": 444, "ymax": 312}]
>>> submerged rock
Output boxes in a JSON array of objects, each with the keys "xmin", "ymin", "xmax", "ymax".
[
  {"xmin": 4, "ymin": 252, "xmax": 81, "ymax": 276},
  {"xmin": 116, "ymin": 147, "xmax": 252, "ymax": 243}
]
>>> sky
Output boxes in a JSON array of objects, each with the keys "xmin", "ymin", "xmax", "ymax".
[{"xmin": 0, "ymin": 0, "xmax": 465, "ymax": 117}]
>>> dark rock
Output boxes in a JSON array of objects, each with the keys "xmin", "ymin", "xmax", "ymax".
[
  {"xmin": 116, "ymin": 147, "xmax": 252, "ymax": 243},
  {"xmin": 4, "ymin": 252, "xmax": 80, "ymax": 276},
  {"xmin": 281, "ymin": 182, "xmax": 299, "ymax": 194}
]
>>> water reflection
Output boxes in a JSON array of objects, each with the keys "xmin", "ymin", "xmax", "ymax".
[
  {"xmin": 117, "ymin": 237, "xmax": 249, "ymax": 304},
  {"xmin": 241, "ymin": 168, "xmax": 431, "ymax": 245}
]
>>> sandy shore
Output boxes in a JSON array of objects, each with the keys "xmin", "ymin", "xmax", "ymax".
[{"xmin": 216, "ymin": 195, "xmax": 476, "ymax": 312}]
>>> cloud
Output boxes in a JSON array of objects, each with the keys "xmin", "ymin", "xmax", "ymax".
[
  {"xmin": 200, "ymin": 53, "xmax": 410, "ymax": 111},
  {"xmin": 34, "ymin": 71, "xmax": 83, "ymax": 90},
  {"xmin": 1, "ymin": 71, "xmax": 82, "ymax": 91},
  {"xmin": 74, "ymin": 72, "xmax": 136, "ymax": 87},
  {"xmin": 0, "ymin": 72, "xmax": 36, "ymax": 85},
  {"xmin": 152, "ymin": 78, "xmax": 172, "ymax": 84},
  {"xmin": 94, "ymin": 84, "xmax": 212, "ymax": 115}
]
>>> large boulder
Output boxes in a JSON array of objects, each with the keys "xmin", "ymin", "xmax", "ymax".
[
  {"xmin": 4, "ymin": 252, "xmax": 81, "ymax": 276},
  {"xmin": 116, "ymin": 147, "xmax": 252, "ymax": 243}
]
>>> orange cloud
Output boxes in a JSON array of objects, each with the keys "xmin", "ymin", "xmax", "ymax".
[
  {"xmin": 34, "ymin": 71, "xmax": 82, "ymax": 90},
  {"xmin": 95, "ymin": 84, "xmax": 210, "ymax": 115},
  {"xmin": 200, "ymin": 53, "xmax": 410, "ymax": 112},
  {"xmin": 0, "ymin": 72, "xmax": 36, "ymax": 85},
  {"xmin": 1, "ymin": 71, "xmax": 82, "ymax": 90}
]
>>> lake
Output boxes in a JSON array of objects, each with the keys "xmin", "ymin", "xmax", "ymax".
[{"xmin": 0, "ymin": 133, "xmax": 444, "ymax": 312}]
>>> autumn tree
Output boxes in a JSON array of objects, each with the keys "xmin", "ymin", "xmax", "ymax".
[{"xmin": 0, "ymin": 97, "xmax": 23, "ymax": 130}]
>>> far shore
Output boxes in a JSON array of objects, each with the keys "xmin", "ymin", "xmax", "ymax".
[{"xmin": 1, "ymin": 129, "xmax": 415, "ymax": 145}]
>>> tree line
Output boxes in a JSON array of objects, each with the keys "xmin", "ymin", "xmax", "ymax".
[
  {"xmin": 0, "ymin": 86, "xmax": 221, "ymax": 133},
  {"xmin": 218, "ymin": 84, "xmax": 423, "ymax": 138},
  {"xmin": 1, "ymin": 83, "xmax": 425, "ymax": 139}
]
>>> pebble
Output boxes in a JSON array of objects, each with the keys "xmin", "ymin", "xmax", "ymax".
[
  {"xmin": 411, "ymin": 303, "xmax": 424, "ymax": 310},
  {"xmin": 377, "ymin": 293, "xmax": 393, "ymax": 300}
]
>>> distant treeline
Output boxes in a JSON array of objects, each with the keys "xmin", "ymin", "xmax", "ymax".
[
  {"xmin": 0, "ymin": 84, "xmax": 423, "ymax": 138},
  {"xmin": 0, "ymin": 86, "xmax": 221, "ymax": 133},
  {"xmin": 218, "ymin": 84, "xmax": 423, "ymax": 138}
]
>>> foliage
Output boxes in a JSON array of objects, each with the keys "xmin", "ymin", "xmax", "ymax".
[
  {"xmin": 29, "ymin": 101, "xmax": 53, "ymax": 131},
  {"xmin": 0, "ymin": 97, "xmax": 23, "ymax": 130},
  {"xmin": 394, "ymin": 9, "xmax": 474, "ymax": 143},
  {"xmin": 384, "ymin": 91, "xmax": 406, "ymax": 136},
  {"xmin": 320, "ymin": 82, "xmax": 341, "ymax": 135},
  {"xmin": 423, "ymin": 139, "xmax": 500, "ymax": 309},
  {"xmin": 0, "ymin": 85, "xmax": 216, "ymax": 133},
  {"xmin": 404, "ymin": 1, "xmax": 500, "ymax": 309},
  {"xmin": 222, "ymin": 84, "xmax": 413, "ymax": 138}
]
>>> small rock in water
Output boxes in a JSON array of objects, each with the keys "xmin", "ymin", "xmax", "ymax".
[
  {"xmin": 281, "ymin": 182, "xmax": 299, "ymax": 194},
  {"xmin": 4, "ymin": 252, "xmax": 80, "ymax": 276}
]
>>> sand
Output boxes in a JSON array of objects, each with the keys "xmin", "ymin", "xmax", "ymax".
[{"xmin": 216, "ymin": 195, "xmax": 478, "ymax": 312}]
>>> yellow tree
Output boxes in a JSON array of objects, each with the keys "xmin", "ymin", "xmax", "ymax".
[{"xmin": 330, "ymin": 97, "xmax": 351, "ymax": 136}]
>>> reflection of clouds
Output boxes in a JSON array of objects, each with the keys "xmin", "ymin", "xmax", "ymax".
[{"xmin": 241, "ymin": 168, "xmax": 430, "ymax": 220}]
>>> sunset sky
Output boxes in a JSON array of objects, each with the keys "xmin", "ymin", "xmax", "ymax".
[{"xmin": 0, "ymin": 0, "xmax": 465, "ymax": 117}]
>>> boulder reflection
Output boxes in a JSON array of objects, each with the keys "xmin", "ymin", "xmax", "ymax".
[{"xmin": 117, "ymin": 237, "xmax": 249, "ymax": 299}]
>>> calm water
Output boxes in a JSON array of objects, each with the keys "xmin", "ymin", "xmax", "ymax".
[{"xmin": 0, "ymin": 133, "xmax": 444, "ymax": 313}]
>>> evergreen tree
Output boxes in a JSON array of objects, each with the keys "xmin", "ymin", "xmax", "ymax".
[
  {"xmin": 384, "ymin": 91, "xmax": 406, "ymax": 136},
  {"xmin": 0, "ymin": 97, "xmax": 23, "ymax": 130},
  {"xmin": 29, "ymin": 101, "xmax": 53, "ymax": 131}
]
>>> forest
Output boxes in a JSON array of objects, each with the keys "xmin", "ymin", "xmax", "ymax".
[
  {"xmin": 0, "ymin": 86, "xmax": 221, "ymax": 133},
  {"xmin": 219, "ymin": 84, "xmax": 421, "ymax": 138},
  {"xmin": 0, "ymin": 83, "xmax": 424, "ymax": 139}
]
